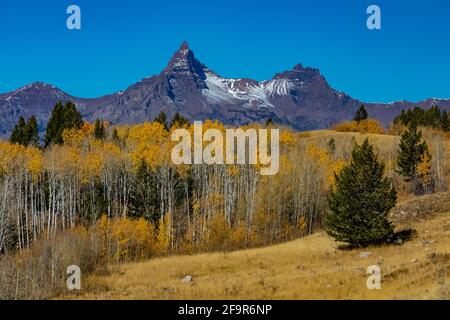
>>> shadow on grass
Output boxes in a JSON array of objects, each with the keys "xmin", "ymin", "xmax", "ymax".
[
  {"xmin": 337, "ymin": 228, "xmax": 418, "ymax": 250},
  {"xmin": 390, "ymin": 229, "xmax": 418, "ymax": 243}
]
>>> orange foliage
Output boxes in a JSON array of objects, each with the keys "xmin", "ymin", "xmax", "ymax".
[{"xmin": 333, "ymin": 119, "xmax": 385, "ymax": 134}]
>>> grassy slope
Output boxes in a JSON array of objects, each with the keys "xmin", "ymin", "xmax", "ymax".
[{"xmin": 75, "ymin": 192, "xmax": 450, "ymax": 300}]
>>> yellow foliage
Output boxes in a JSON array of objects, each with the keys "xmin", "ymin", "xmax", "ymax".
[
  {"xmin": 96, "ymin": 215, "xmax": 155, "ymax": 263},
  {"xmin": 81, "ymin": 122, "xmax": 94, "ymax": 135},
  {"xmin": 81, "ymin": 151, "xmax": 103, "ymax": 181},
  {"xmin": 417, "ymin": 152, "xmax": 432, "ymax": 185},
  {"xmin": 207, "ymin": 214, "xmax": 230, "ymax": 250},
  {"xmin": 298, "ymin": 216, "xmax": 307, "ymax": 235},
  {"xmin": 127, "ymin": 122, "xmax": 171, "ymax": 168},
  {"xmin": 327, "ymin": 159, "xmax": 346, "ymax": 187},
  {"xmin": 279, "ymin": 130, "xmax": 297, "ymax": 149},
  {"xmin": 307, "ymin": 144, "xmax": 329, "ymax": 165},
  {"xmin": 0, "ymin": 142, "xmax": 45, "ymax": 179},
  {"xmin": 227, "ymin": 165, "xmax": 240, "ymax": 177},
  {"xmin": 155, "ymin": 214, "xmax": 172, "ymax": 255},
  {"xmin": 192, "ymin": 200, "xmax": 201, "ymax": 216},
  {"xmin": 333, "ymin": 119, "xmax": 385, "ymax": 134},
  {"xmin": 111, "ymin": 218, "xmax": 153, "ymax": 262},
  {"xmin": 307, "ymin": 143, "xmax": 347, "ymax": 187},
  {"xmin": 25, "ymin": 147, "xmax": 43, "ymax": 179},
  {"xmin": 228, "ymin": 223, "xmax": 248, "ymax": 249},
  {"xmin": 62, "ymin": 128, "xmax": 86, "ymax": 147},
  {"xmin": 0, "ymin": 142, "xmax": 26, "ymax": 173}
]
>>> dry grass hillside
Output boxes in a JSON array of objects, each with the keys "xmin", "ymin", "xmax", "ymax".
[{"xmin": 70, "ymin": 192, "xmax": 450, "ymax": 300}]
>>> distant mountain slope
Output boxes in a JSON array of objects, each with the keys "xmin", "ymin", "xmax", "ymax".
[{"xmin": 1, "ymin": 41, "xmax": 450, "ymax": 138}]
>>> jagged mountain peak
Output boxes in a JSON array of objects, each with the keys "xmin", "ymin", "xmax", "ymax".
[
  {"xmin": 2, "ymin": 42, "xmax": 450, "ymax": 139},
  {"xmin": 163, "ymin": 41, "xmax": 206, "ymax": 77},
  {"xmin": 179, "ymin": 41, "xmax": 190, "ymax": 51},
  {"xmin": 14, "ymin": 82, "xmax": 55, "ymax": 92},
  {"xmin": 293, "ymin": 63, "xmax": 318, "ymax": 72},
  {"xmin": 273, "ymin": 63, "xmax": 321, "ymax": 80}
]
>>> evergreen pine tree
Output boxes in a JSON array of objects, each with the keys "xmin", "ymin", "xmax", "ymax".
[
  {"xmin": 441, "ymin": 111, "xmax": 450, "ymax": 132},
  {"xmin": 397, "ymin": 123, "xmax": 429, "ymax": 182},
  {"xmin": 266, "ymin": 118, "xmax": 275, "ymax": 128},
  {"xmin": 353, "ymin": 105, "xmax": 368, "ymax": 122},
  {"xmin": 63, "ymin": 101, "xmax": 83, "ymax": 130},
  {"xmin": 154, "ymin": 112, "xmax": 169, "ymax": 131},
  {"xmin": 25, "ymin": 116, "xmax": 40, "ymax": 147},
  {"xmin": 45, "ymin": 101, "xmax": 83, "ymax": 146},
  {"xmin": 10, "ymin": 116, "xmax": 27, "ymax": 145},
  {"xmin": 170, "ymin": 112, "xmax": 189, "ymax": 129},
  {"xmin": 426, "ymin": 105, "xmax": 441, "ymax": 128},
  {"xmin": 128, "ymin": 159, "xmax": 161, "ymax": 223},
  {"xmin": 93, "ymin": 119, "xmax": 106, "ymax": 140},
  {"xmin": 45, "ymin": 102, "xmax": 64, "ymax": 146},
  {"xmin": 394, "ymin": 110, "xmax": 407, "ymax": 125},
  {"xmin": 325, "ymin": 139, "xmax": 397, "ymax": 247},
  {"xmin": 10, "ymin": 115, "xmax": 40, "ymax": 146},
  {"xmin": 393, "ymin": 105, "xmax": 449, "ymax": 132}
]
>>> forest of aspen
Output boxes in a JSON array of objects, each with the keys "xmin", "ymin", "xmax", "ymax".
[{"xmin": 0, "ymin": 102, "xmax": 449, "ymax": 299}]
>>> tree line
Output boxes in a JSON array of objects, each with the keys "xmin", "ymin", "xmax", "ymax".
[
  {"xmin": 2, "ymin": 101, "xmax": 447, "ymax": 252},
  {"xmin": 394, "ymin": 106, "xmax": 450, "ymax": 132},
  {"xmin": 2, "ymin": 102, "xmax": 328, "ymax": 256},
  {"xmin": 10, "ymin": 116, "xmax": 39, "ymax": 147}
]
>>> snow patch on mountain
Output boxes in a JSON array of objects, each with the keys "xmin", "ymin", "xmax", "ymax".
[
  {"xmin": 202, "ymin": 72, "xmax": 295, "ymax": 108},
  {"xmin": 262, "ymin": 79, "xmax": 295, "ymax": 97}
]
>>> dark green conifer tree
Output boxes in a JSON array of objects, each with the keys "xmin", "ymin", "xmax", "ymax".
[
  {"xmin": 440, "ymin": 111, "xmax": 450, "ymax": 132},
  {"xmin": 353, "ymin": 105, "xmax": 368, "ymax": 122},
  {"xmin": 154, "ymin": 112, "xmax": 169, "ymax": 131},
  {"xmin": 45, "ymin": 101, "xmax": 83, "ymax": 146},
  {"xmin": 10, "ymin": 116, "xmax": 27, "ymax": 145},
  {"xmin": 128, "ymin": 158, "xmax": 161, "ymax": 223},
  {"xmin": 25, "ymin": 116, "xmax": 40, "ymax": 147},
  {"xmin": 62, "ymin": 101, "xmax": 83, "ymax": 130},
  {"xmin": 45, "ymin": 102, "xmax": 65, "ymax": 146},
  {"xmin": 93, "ymin": 119, "xmax": 106, "ymax": 140},
  {"xmin": 325, "ymin": 139, "xmax": 397, "ymax": 247},
  {"xmin": 265, "ymin": 118, "xmax": 275, "ymax": 128},
  {"xmin": 170, "ymin": 112, "xmax": 189, "ymax": 129},
  {"xmin": 397, "ymin": 123, "xmax": 429, "ymax": 182}
]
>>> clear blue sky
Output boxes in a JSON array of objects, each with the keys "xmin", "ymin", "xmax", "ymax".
[{"xmin": 1, "ymin": 0, "xmax": 450, "ymax": 103}]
